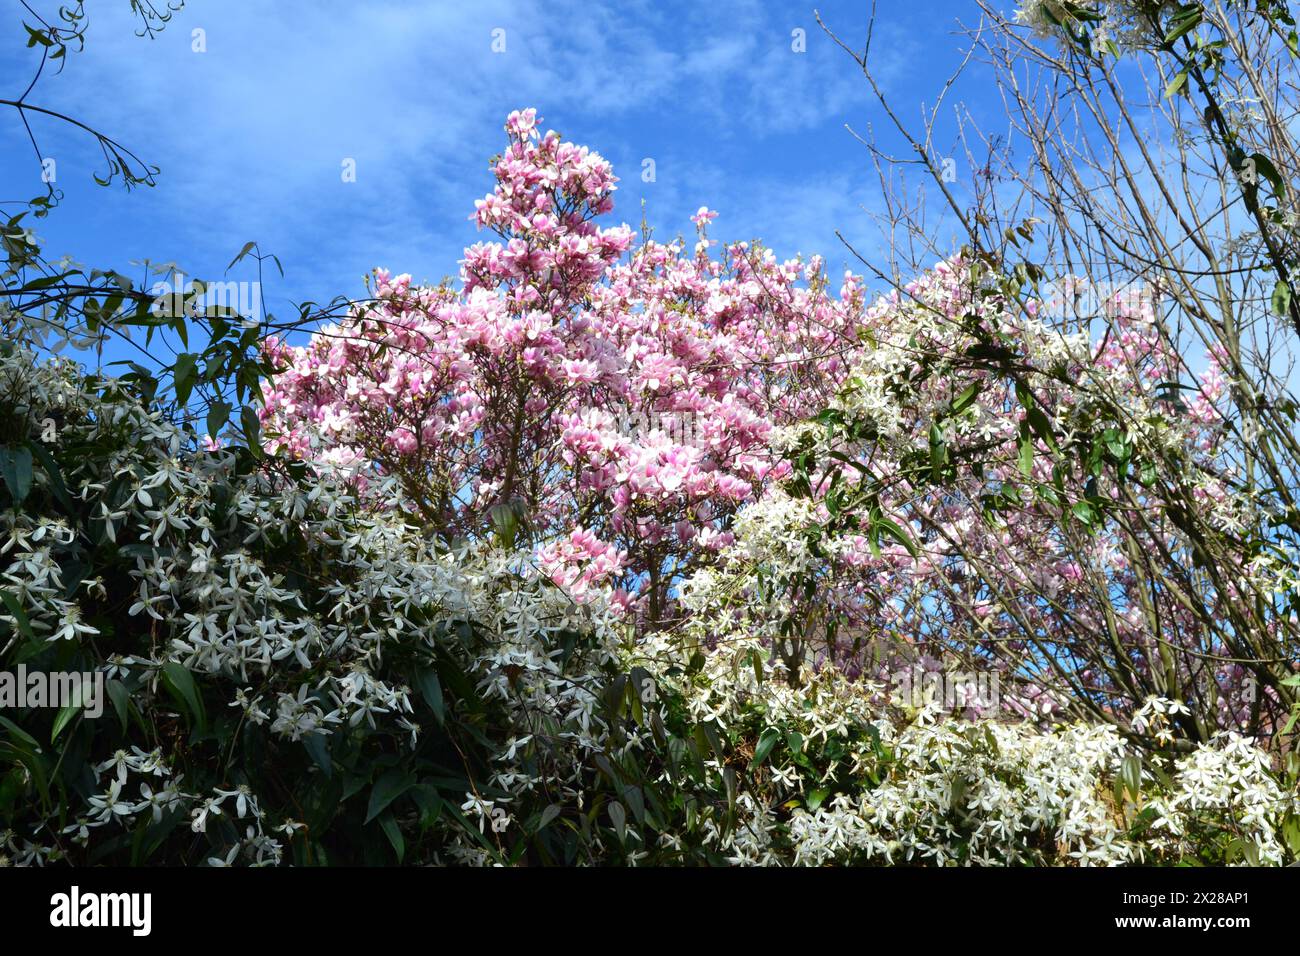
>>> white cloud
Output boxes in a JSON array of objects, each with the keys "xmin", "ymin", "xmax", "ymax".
[{"xmin": 3, "ymin": 0, "xmax": 945, "ymax": 313}]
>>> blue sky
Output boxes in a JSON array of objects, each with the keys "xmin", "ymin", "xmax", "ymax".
[{"xmin": 1, "ymin": 0, "xmax": 1001, "ymax": 326}]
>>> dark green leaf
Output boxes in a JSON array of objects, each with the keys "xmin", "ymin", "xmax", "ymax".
[
  {"xmin": 365, "ymin": 769, "xmax": 416, "ymax": 824},
  {"xmin": 160, "ymin": 662, "xmax": 207, "ymax": 732},
  {"xmin": 751, "ymin": 728, "xmax": 780, "ymax": 769},
  {"xmin": 0, "ymin": 446, "xmax": 34, "ymax": 505},
  {"xmin": 378, "ymin": 812, "xmax": 405, "ymax": 862}
]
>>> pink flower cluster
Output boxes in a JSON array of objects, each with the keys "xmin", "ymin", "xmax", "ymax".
[
  {"xmin": 536, "ymin": 527, "xmax": 627, "ymax": 602},
  {"xmin": 262, "ymin": 110, "xmax": 861, "ymax": 618}
]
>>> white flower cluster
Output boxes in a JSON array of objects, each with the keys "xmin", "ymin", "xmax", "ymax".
[
  {"xmin": 1015, "ymin": 0, "xmax": 1169, "ymax": 52},
  {"xmin": 2, "ymin": 347, "xmax": 1293, "ymax": 867},
  {"xmin": 6, "ymin": 742, "xmax": 286, "ymax": 868},
  {"xmin": 635, "ymin": 489, "xmax": 1300, "ymax": 867},
  {"xmin": 784, "ymin": 714, "xmax": 1297, "ymax": 867},
  {"xmin": 0, "ymin": 348, "xmax": 625, "ymax": 864}
]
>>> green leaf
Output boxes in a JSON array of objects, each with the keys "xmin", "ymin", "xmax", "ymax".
[
  {"xmin": 303, "ymin": 734, "xmax": 331, "ymax": 778},
  {"xmin": 608, "ymin": 799, "xmax": 627, "ymax": 844},
  {"xmin": 173, "ymin": 352, "xmax": 198, "ymax": 407},
  {"xmin": 1252, "ymin": 153, "xmax": 1285, "ymax": 196},
  {"xmin": 1164, "ymin": 69, "xmax": 1189, "ymax": 98},
  {"xmin": 1272, "ymin": 279, "xmax": 1292, "ymax": 317},
  {"xmin": 27, "ymin": 443, "xmax": 74, "ymax": 514},
  {"xmin": 365, "ymin": 769, "xmax": 416, "ymax": 824},
  {"xmin": 0, "ymin": 445, "xmax": 34, "ymax": 505},
  {"xmin": 538, "ymin": 804, "xmax": 562, "ymax": 830},
  {"xmin": 0, "ymin": 714, "xmax": 40, "ymax": 750},
  {"xmin": 0, "ymin": 590, "xmax": 34, "ymax": 641},
  {"xmin": 417, "ymin": 668, "xmax": 445, "ymax": 724},
  {"xmin": 1018, "ymin": 423, "xmax": 1035, "ymax": 477},
  {"xmin": 239, "ymin": 405, "xmax": 262, "ymax": 451},
  {"xmin": 488, "ymin": 501, "xmax": 520, "ymax": 548},
  {"xmin": 25, "ymin": 24, "xmax": 54, "ymax": 48},
  {"xmin": 1282, "ymin": 814, "xmax": 1300, "ymax": 855},
  {"xmin": 928, "ymin": 423, "xmax": 948, "ymax": 480},
  {"xmin": 1164, "ymin": 9, "xmax": 1201, "ymax": 44},
  {"xmin": 1120, "ymin": 754, "xmax": 1142, "ymax": 799},
  {"xmin": 1280, "ymin": 706, "xmax": 1299, "ymax": 737},
  {"xmin": 751, "ymin": 728, "xmax": 781, "ymax": 769},
  {"xmin": 378, "ymin": 812, "xmax": 405, "ymax": 863},
  {"xmin": 1025, "ymin": 406, "xmax": 1058, "ymax": 452},
  {"xmin": 950, "ymin": 381, "xmax": 982, "ymax": 416},
  {"xmin": 106, "ymin": 680, "xmax": 131, "ymax": 735},
  {"xmin": 50, "ymin": 701, "xmax": 80, "ymax": 743},
  {"xmin": 877, "ymin": 516, "xmax": 919, "ymax": 557},
  {"xmin": 160, "ymin": 662, "xmax": 207, "ymax": 732},
  {"xmin": 206, "ymin": 400, "xmax": 232, "ymax": 441},
  {"xmin": 409, "ymin": 785, "xmax": 442, "ymax": 828},
  {"xmin": 226, "ymin": 241, "xmax": 257, "ymax": 273}
]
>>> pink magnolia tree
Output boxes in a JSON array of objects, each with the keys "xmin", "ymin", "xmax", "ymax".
[
  {"xmin": 262, "ymin": 110, "xmax": 1296, "ymax": 741},
  {"xmin": 262, "ymin": 109, "xmax": 865, "ymax": 623}
]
